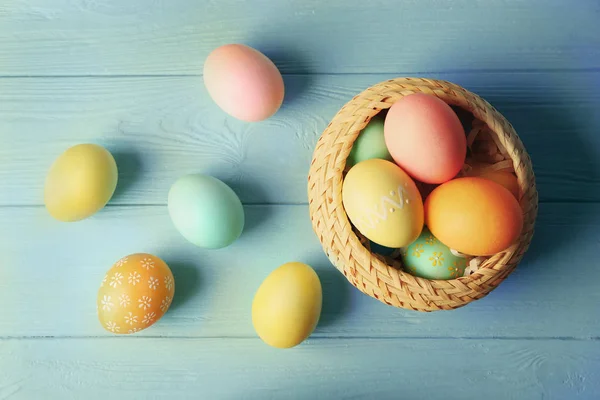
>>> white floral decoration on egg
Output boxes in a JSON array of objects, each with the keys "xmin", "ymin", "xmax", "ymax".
[
  {"xmin": 124, "ymin": 312, "xmax": 138, "ymax": 326},
  {"xmin": 101, "ymin": 295, "xmax": 113, "ymax": 311},
  {"xmin": 142, "ymin": 312, "xmax": 156, "ymax": 325},
  {"xmin": 110, "ymin": 272, "xmax": 123, "ymax": 288},
  {"xmin": 115, "ymin": 256, "xmax": 129, "ymax": 267},
  {"xmin": 164, "ymin": 276, "xmax": 174, "ymax": 291},
  {"xmin": 128, "ymin": 271, "xmax": 141, "ymax": 286},
  {"xmin": 160, "ymin": 296, "xmax": 172, "ymax": 312},
  {"xmin": 138, "ymin": 296, "xmax": 152, "ymax": 310},
  {"xmin": 119, "ymin": 294, "xmax": 131, "ymax": 308},
  {"xmin": 141, "ymin": 258, "xmax": 155, "ymax": 270},
  {"xmin": 148, "ymin": 277, "xmax": 159, "ymax": 290},
  {"xmin": 106, "ymin": 321, "xmax": 120, "ymax": 333}
]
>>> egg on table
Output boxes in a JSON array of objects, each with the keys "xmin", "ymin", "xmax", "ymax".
[
  {"xmin": 252, "ymin": 262, "xmax": 322, "ymax": 349},
  {"xmin": 346, "ymin": 114, "xmax": 392, "ymax": 168},
  {"xmin": 44, "ymin": 143, "xmax": 118, "ymax": 222},
  {"xmin": 168, "ymin": 174, "xmax": 245, "ymax": 249},
  {"xmin": 401, "ymin": 227, "xmax": 467, "ymax": 280},
  {"xmin": 342, "ymin": 159, "xmax": 424, "ymax": 248},
  {"xmin": 203, "ymin": 43, "xmax": 284, "ymax": 122},
  {"xmin": 97, "ymin": 253, "xmax": 175, "ymax": 334},
  {"xmin": 425, "ymin": 177, "xmax": 523, "ymax": 256},
  {"xmin": 384, "ymin": 93, "xmax": 467, "ymax": 184}
]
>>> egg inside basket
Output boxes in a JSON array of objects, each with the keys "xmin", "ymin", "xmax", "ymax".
[{"xmin": 307, "ymin": 77, "xmax": 538, "ymax": 312}]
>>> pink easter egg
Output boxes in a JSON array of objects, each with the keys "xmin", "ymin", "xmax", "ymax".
[
  {"xmin": 383, "ymin": 93, "xmax": 467, "ymax": 184},
  {"xmin": 203, "ymin": 44, "xmax": 285, "ymax": 122}
]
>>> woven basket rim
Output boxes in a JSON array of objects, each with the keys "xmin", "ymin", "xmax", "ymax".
[{"xmin": 307, "ymin": 77, "xmax": 539, "ymax": 312}]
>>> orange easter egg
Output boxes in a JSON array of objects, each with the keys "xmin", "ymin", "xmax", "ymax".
[
  {"xmin": 424, "ymin": 177, "xmax": 523, "ymax": 256},
  {"xmin": 97, "ymin": 253, "xmax": 175, "ymax": 334}
]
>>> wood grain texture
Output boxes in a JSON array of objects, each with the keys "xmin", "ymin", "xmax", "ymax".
[
  {"xmin": 0, "ymin": 0, "xmax": 598, "ymax": 75},
  {"xmin": 1, "ymin": 203, "xmax": 598, "ymax": 338},
  {"xmin": 1, "ymin": 1, "xmax": 599, "ymax": 397},
  {"xmin": 1, "ymin": 338, "xmax": 599, "ymax": 399},
  {"xmin": 1, "ymin": 71, "xmax": 599, "ymax": 205}
]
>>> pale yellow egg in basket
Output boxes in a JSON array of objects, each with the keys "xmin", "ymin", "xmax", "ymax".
[{"xmin": 307, "ymin": 77, "xmax": 538, "ymax": 311}]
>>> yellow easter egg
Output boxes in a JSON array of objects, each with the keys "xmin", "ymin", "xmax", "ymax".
[
  {"xmin": 252, "ymin": 262, "xmax": 322, "ymax": 349},
  {"xmin": 97, "ymin": 253, "xmax": 175, "ymax": 334},
  {"xmin": 44, "ymin": 143, "xmax": 118, "ymax": 222},
  {"xmin": 342, "ymin": 159, "xmax": 424, "ymax": 248}
]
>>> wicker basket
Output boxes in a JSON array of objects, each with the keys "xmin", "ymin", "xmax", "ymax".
[{"xmin": 307, "ymin": 77, "xmax": 538, "ymax": 312}]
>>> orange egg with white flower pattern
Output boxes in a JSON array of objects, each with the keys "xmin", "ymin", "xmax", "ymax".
[{"xmin": 97, "ymin": 253, "xmax": 175, "ymax": 334}]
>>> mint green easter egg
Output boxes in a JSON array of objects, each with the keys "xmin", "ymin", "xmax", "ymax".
[
  {"xmin": 168, "ymin": 174, "xmax": 244, "ymax": 249},
  {"xmin": 346, "ymin": 115, "xmax": 392, "ymax": 168},
  {"xmin": 401, "ymin": 227, "xmax": 467, "ymax": 280}
]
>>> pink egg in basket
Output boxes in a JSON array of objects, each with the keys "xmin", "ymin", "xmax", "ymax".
[{"xmin": 383, "ymin": 92, "xmax": 467, "ymax": 184}]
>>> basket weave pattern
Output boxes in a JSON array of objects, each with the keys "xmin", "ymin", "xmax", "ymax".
[{"xmin": 307, "ymin": 77, "xmax": 538, "ymax": 312}]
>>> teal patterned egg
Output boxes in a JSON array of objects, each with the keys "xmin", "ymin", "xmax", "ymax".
[{"xmin": 401, "ymin": 227, "xmax": 466, "ymax": 280}]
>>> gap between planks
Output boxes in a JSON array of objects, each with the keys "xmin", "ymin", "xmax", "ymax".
[
  {"xmin": 1, "ymin": 67, "xmax": 600, "ymax": 79},
  {"xmin": 0, "ymin": 203, "xmax": 309, "ymax": 208},
  {"xmin": 1, "ymin": 335, "xmax": 599, "ymax": 341},
  {"xmin": 0, "ymin": 200, "xmax": 598, "ymax": 208}
]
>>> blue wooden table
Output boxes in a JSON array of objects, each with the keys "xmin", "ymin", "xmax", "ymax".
[{"xmin": 1, "ymin": 1, "xmax": 599, "ymax": 398}]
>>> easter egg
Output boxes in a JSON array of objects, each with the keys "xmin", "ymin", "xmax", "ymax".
[
  {"xmin": 97, "ymin": 253, "xmax": 175, "ymax": 334},
  {"xmin": 342, "ymin": 159, "xmax": 424, "ymax": 248},
  {"xmin": 346, "ymin": 114, "xmax": 392, "ymax": 168},
  {"xmin": 478, "ymin": 170, "xmax": 520, "ymax": 199},
  {"xmin": 203, "ymin": 44, "xmax": 284, "ymax": 122},
  {"xmin": 252, "ymin": 262, "xmax": 322, "ymax": 348},
  {"xmin": 401, "ymin": 227, "xmax": 467, "ymax": 280},
  {"xmin": 168, "ymin": 174, "xmax": 244, "ymax": 249},
  {"xmin": 425, "ymin": 177, "xmax": 523, "ymax": 256},
  {"xmin": 44, "ymin": 143, "xmax": 118, "ymax": 222},
  {"xmin": 464, "ymin": 162, "xmax": 520, "ymax": 199},
  {"xmin": 384, "ymin": 93, "xmax": 467, "ymax": 184}
]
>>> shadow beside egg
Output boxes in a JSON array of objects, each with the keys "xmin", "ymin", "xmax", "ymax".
[
  {"xmin": 222, "ymin": 174, "xmax": 275, "ymax": 237},
  {"xmin": 165, "ymin": 260, "xmax": 203, "ymax": 312},
  {"xmin": 110, "ymin": 148, "xmax": 144, "ymax": 203},
  {"xmin": 450, "ymin": 105, "xmax": 474, "ymax": 135},
  {"xmin": 239, "ymin": 204, "xmax": 276, "ymax": 239},
  {"xmin": 280, "ymin": 72, "xmax": 314, "ymax": 111},
  {"xmin": 310, "ymin": 259, "xmax": 352, "ymax": 330},
  {"xmin": 247, "ymin": 40, "xmax": 314, "ymax": 108}
]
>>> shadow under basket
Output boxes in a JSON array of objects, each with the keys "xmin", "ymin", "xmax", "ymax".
[{"xmin": 307, "ymin": 77, "xmax": 539, "ymax": 312}]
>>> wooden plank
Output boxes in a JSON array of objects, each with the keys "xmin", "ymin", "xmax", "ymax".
[
  {"xmin": 1, "ymin": 72, "xmax": 599, "ymax": 205},
  {"xmin": 0, "ymin": 0, "xmax": 598, "ymax": 75},
  {"xmin": 1, "ymin": 337, "xmax": 599, "ymax": 399},
  {"xmin": 1, "ymin": 203, "xmax": 598, "ymax": 338}
]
